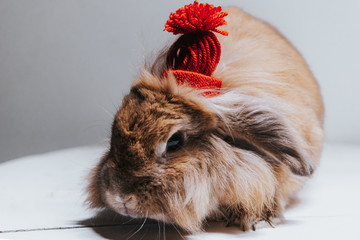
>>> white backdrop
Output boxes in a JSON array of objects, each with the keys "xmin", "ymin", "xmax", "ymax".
[{"xmin": 1, "ymin": 0, "xmax": 359, "ymax": 163}]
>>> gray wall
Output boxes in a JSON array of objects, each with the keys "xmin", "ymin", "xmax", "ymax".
[{"xmin": 1, "ymin": 0, "xmax": 359, "ymax": 163}]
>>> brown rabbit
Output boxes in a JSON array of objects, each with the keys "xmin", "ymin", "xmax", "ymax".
[{"xmin": 87, "ymin": 3, "xmax": 324, "ymax": 233}]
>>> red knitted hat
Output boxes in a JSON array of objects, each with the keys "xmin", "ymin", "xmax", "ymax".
[{"xmin": 164, "ymin": 1, "xmax": 228, "ymax": 97}]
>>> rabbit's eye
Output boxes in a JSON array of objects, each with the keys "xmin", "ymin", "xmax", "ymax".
[{"xmin": 166, "ymin": 132, "xmax": 184, "ymax": 152}]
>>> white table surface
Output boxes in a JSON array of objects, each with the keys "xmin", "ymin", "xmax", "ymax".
[{"xmin": 0, "ymin": 143, "xmax": 359, "ymax": 240}]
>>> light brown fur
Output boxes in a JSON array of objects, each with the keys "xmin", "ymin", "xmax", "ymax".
[{"xmin": 87, "ymin": 7, "xmax": 324, "ymax": 233}]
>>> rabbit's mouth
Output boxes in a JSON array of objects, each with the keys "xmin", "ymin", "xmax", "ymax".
[{"xmin": 117, "ymin": 206, "xmax": 139, "ymax": 218}]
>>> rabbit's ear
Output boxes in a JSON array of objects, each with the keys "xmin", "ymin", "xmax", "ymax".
[{"xmin": 218, "ymin": 104, "xmax": 315, "ymax": 176}]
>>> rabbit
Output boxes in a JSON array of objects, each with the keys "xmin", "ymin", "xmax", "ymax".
[{"xmin": 87, "ymin": 5, "xmax": 324, "ymax": 234}]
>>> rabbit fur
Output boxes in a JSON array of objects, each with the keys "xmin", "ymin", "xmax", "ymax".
[{"xmin": 87, "ymin": 7, "xmax": 324, "ymax": 233}]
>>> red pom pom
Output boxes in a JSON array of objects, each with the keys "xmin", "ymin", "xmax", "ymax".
[{"xmin": 164, "ymin": 1, "xmax": 228, "ymax": 36}]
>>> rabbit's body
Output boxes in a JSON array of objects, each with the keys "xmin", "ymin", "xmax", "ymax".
[{"xmin": 87, "ymin": 7, "xmax": 324, "ymax": 233}]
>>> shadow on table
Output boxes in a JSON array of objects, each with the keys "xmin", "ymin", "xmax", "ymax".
[
  {"xmin": 77, "ymin": 209, "xmax": 187, "ymax": 240},
  {"xmin": 78, "ymin": 199, "xmax": 302, "ymax": 240},
  {"xmin": 77, "ymin": 210, "xmax": 262, "ymax": 239}
]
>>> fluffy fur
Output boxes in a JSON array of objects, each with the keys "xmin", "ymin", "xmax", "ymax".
[{"xmin": 87, "ymin": 7, "xmax": 324, "ymax": 233}]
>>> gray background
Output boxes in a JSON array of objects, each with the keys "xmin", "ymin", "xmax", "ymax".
[{"xmin": 1, "ymin": 0, "xmax": 359, "ymax": 163}]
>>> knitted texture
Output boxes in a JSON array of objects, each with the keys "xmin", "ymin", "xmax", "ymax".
[
  {"xmin": 164, "ymin": 1, "xmax": 228, "ymax": 36},
  {"xmin": 164, "ymin": 1, "xmax": 228, "ymax": 97}
]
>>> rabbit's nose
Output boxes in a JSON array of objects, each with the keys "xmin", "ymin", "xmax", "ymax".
[{"xmin": 115, "ymin": 194, "xmax": 134, "ymax": 204}]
